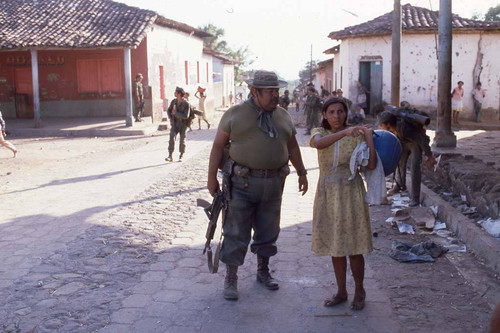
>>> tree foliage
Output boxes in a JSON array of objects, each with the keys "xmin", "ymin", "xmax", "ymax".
[
  {"xmin": 199, "ymin": 24, "xmax": 253, "ymax": 82},
  {"xmin": 298, "ymin": 60, "xmax": 318, "ymax": 84},
  {"xmin": 485, "ymin": 5, "xmax": 500, "ymax": 21}
]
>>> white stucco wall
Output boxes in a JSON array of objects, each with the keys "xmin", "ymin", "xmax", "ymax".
[
  {"xmin": 146, "ymin": 24, "xmax": 214, "ymax": 119},
  {"xmin": 334, "ymin": 32, "xmax": 500, "ymax": 121}
]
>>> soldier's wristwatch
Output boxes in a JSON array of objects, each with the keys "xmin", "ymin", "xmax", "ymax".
[{"xmin": 297, "ymin": 169, "xmax": 308, "ymax": 176}]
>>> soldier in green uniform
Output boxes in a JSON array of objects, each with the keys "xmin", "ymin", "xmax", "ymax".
[
  {"xmin": 207, "ymin": 70, "xmax": 309, "ymax": 301},
  {"xmin": 133, "ymin": 73, "xmax": 144, "ymax": 122},
  {"xmin": 305, "ymin": 86, "xmax": 322, "ymax": 135},
  {"xmin": 166, "ymin": 87, "xmax": 192, "ymax": 162}
]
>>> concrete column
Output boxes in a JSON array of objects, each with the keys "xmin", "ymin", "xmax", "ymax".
[
  {"xmin": 391, "ymin": 0, "xmax": 401, "ymax": 106},
  {"xmin": 124, "ymin": 48, "xmax": 133, "ymax": 127},
  {"xmin": 435, "ymin": 0, "xmax": 456, "ymax": 147},
  {"xmin": 30, "ymin": 49, "xmax": 42, "ymax": 128}
]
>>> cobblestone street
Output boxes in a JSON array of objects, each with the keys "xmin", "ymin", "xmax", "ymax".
[{"xmin": 1, "ymin": 108, "xmax": 499, "ymax": 332}]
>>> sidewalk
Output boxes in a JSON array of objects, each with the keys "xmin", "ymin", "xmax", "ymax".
[{"xmin": 6, "ymin": 117, "xmax": 160, "ymax": 137}]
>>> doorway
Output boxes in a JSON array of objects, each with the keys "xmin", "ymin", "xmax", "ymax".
[
  {"xmin": 14, "ymin": 67, "xmax": 34, "ymax": 118},
  {"xmin": 359, "ymin": 60, "xmax": 383, "ymax": 115}
]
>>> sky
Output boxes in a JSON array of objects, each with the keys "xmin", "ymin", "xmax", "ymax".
[{"xmin": 117, "ymin": 0, "xmax": 498, "ymax": 81}]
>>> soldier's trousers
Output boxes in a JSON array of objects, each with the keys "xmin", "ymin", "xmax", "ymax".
[
  {"xmin": 168, "ymin": 117, "xmax": 189, "ymax": 155},
  {"xmin": 306, "ymin": 108, "xmax": 321, "ymax": 131},
  {"xmin": 395, "ymin": 142, "xmax": 422, "ymax": 200},
  {"xmin": 220, "ymin": 173, "xmax": 286, "ymax": 266}
]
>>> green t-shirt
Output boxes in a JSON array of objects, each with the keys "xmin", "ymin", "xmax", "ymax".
[{"xmin": 219, "ymin": 101, "xmax": 297, "ymax": 170}]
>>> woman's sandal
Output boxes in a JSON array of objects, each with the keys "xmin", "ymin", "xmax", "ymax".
[
  {"xmin": 350, "ymin": 289, "xmax": 366, "ymax": 311},
  {"xmin": 324, "ymin": 294, "xmax": 348, "ymax": 307}
]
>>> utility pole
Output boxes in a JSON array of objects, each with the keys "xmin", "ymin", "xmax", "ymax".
[
  {"xmin": 391, "ymin": 0, "xmax": 401, "ymax": 106},
  {"xmin": 435, "ymin": 0, "xmax": 456, "ymax": 147}
]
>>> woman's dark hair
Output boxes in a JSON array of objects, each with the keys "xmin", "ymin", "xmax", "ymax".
[
  {"xmin": 458, "ymin": 81, "xmax": 464, "ymax": 85},
  {"xmin": 321, "ymin": 97, "xmax": 348, "ymax": 130}
]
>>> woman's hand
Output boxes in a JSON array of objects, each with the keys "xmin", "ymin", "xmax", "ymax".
[
  {"xmin": 363, "ymin": 127, "xmax": 374, "ymax": 139},
  {"xmin": 343, "ymin": 126, "xmax": 366, "ymax": 137}
]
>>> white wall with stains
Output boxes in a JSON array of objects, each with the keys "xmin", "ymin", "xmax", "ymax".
[{"xmin": 334, "ymin": 32, "xmax": 500, "ymax": 121}]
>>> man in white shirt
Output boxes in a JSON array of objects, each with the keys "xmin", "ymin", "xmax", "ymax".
[{"xmin": 472, "ymin": 82, "xmax": 485, "ymax": 122}]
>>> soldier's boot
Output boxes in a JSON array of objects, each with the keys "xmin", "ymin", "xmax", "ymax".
[
  {"xmin": 223, "ymin": 265, "xmax": 239, "ymax": 300},
  {"xmin": 256, "ymin": 255, "xmax": 279, "ymax": 290},
  {"xmin": 179, "ymin": 153, "xmax": 184, "ymax": 162}
]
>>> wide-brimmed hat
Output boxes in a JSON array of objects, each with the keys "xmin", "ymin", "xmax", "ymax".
[
  {"xmin": 136, "ymin": 73, "xmax": 143, "ymax": 78},
  {"xmin": 246, "ymin": 70, "xmax": 287, "ymax": 89}
]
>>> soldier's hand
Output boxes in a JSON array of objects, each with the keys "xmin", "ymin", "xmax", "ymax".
[
  {"xmin": 207, "ymin": 177, "xmax": 220, "ymax": 197},
  {"xmin": 298, "ymin": 175, "xmax": 308, "ymax": 195}
]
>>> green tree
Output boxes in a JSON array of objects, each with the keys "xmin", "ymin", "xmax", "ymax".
[
  {"xmin": 298, "ymin": 60, "xmax": 318, "ymax": 84},
  {"xmin": 199, "ymin": 24, "xmax": 228, "ymax": 52},
  {"xmin": 485, "ymin": 5, "xmax": 500, "ymax": 21},
  {"xmin": 200, "ymin": 24, "xmax": 253, "ymax": 83}
]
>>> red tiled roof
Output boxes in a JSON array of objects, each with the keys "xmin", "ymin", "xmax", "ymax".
[
  {"xmin": 203, "ymin": 47, "xmax": 239, "ymax": 64},
  {"xmin": 329, "ymin": 3, "xmax": 500, "ymax": 40},
  {"xmin": 0, "ymin": 0, "xmax": 210, "ymax": 49}
]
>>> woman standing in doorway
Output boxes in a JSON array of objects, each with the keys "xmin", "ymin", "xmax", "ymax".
[{"xmin": 310, "ymin": 97, "xmax": 376, "ymax": 310}]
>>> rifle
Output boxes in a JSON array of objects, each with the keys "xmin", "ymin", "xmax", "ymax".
[
  {"xmin": 197, "ymin": 189, "xmax": 228, "ymax": 273},
  {"xmin": 387, "ymin": 105, "xmax": 430, "ymax": 126}
]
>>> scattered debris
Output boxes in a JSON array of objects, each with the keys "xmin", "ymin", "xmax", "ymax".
[
  {"xmin": 389, "ymin": 241, "xmax": 448, "ymax": 263},
  {"xmin": 430, "ymin": 205, "xmax": 438, "ymax": 217},
  {"xmin": 396, "ymin": 221, "xmax": 415, "ymax": 234},
  {"xmin": 434, "ymin": 221, "xmax": 447, "ymax": 230},
  {"xmin": 392, "ymin": 207, "xmax": 436, "ymax": 230},
  {"xmin": 434, "ymin": 230, "xmax": 452, "ymax": 238},
  {"xmin": 444, "ymin": 244, "xmax": 467, "ymax": 253},
  {"xmin": 478, "ymin": 218, "xmax": 500, "ymax": 238}
]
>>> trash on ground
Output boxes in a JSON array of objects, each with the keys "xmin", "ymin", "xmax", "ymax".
[
  {"xmin": 385, "ymin": 217, "xmax": 394, "ymax": 223},
  {"xmin": 434, "ymin": 230, "xmax": 452, "ymax": 238},
  {"xmin": 445, "ymin": 244, "xmax": 467, "ymax": 253},
  {"xmin": 478, "ymin": 218, "xmax": 500, "ymax": 238},
  {"xmin": 396, "ymin": 221, "xmax": 415, "ymax": 234},
  {"xmin": 430, "ymin": 205, "xmax": 438, "ymax": 217},
  {"xmin": 434, "ymin": 221, "xmax": 447, "ymax": 230},
  {"xmin": 393, "ymin": 207, "xmax": 435, "ymax": 230},
  {"xmin": 434, "ymin": 155, "xmax": 441, "ymax": 172},
  {"xmin": 389, "ymin": 241, "xmax": 448, "ymax": 263},
  {"xmin": 457, "ymin": 204, "xmax": 477, "ymax": 215},
  {"xmin": 460, "ymin": 194, "xmax": 467, "ymax": 202}
]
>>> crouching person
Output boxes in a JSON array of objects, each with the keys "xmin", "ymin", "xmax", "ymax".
[{"xmin": 207, "ymin": 70, "xmax": 308, "ymax": 300}]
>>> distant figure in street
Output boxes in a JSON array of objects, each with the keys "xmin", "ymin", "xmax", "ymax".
[
  {"xmin": 451, "ymin": 81, "xmax": 464, "ymax": 124},
  {"xmin": 348, "ymin": 105, "xmax": 366, "ymax": 125},
  {"xmin": 133, "ymin": 73, "xmax": 144, "ymax": 122},
  {"xmin": 207, "ymin": 70, "xmax": 308, "ymax": 301},
  {"xmin": 228, "ymin": 91, "xmax": 234, "ymax": 106},
  {"xmin": 331, "ymin": 90, "xmax": 338, "ymax": 98},
  {"xmin": 184, "ymin": 92, "xmax": 196, "ymax": 132},
  {"xmin": 304, "ymin": 86, "xmax": 322, "ymax": 135},
  {"xmin": 310, "ymin": 97, "xmax": 376, "ymax": 311},
  {"xmin": 320, "ymin": 85, "xmax": 329, "ymax": 99},
  {"xmin": 279, "ymin": 90, "xmax": 291, "ymax": 110},
  {"xmin": 0, "ymin": 111, "xmax": 17, "ymax": 157},
  {"xmin": 472, "ymin": 82, "xmax": 485, "ymax": 122},
  {"xmin": 337, "ymin": 89, "xmax": 352, "ymax": 112},
  {"xmin": 377, "ymin": 110, "xmax": 436, "ymax": 206},
  {"xmin": 195, "ymin": 87, "xmax": 211, "ymax": 130},
  {"xmin": 166, "ymin": 87, "xmax": 192, "ymax": 162}
]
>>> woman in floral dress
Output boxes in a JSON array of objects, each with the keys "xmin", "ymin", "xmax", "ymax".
[{"xmin": 309, "ymin": 97, "xmax": 376, "ymax": 310}]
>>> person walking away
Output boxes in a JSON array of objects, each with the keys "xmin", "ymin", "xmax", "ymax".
[
  {"xmin": 0, "ymin": 111, "xmax": 18, "ymax": 157},
  {"xmin": 279, "ymin": 90, "xmax": 291, "ymax": 111},
  {"xmin": 133, "ymin": 73, "xmax": 144, "ymax": 122},
  {"xmin": 166, "ymin": 87, "xmax": 192, "ymax": 162},
  {"xmin": 207, "ymin": 70, "xmax": 308, "ymax": 301},
  {"xmin": 305, "ymin": 87, "xmax": 322, "ymax": 135},
  {"xmin": 472, "ymin": 82, "xmax": 485, "ymax": 122},
  {"xmin": 451, "ymin": 81, "xmax": 464, "ymax": 124},
  {"xmin": 310, "ymin": 97, "xmax": 376, "ymax": 310},
  {"xmin": 195, "ymin": 87, "xmax": 211, "ymax": 130},
  {"xmin": 377, "ymin": 109, "xmax": 436, "ymax": 206}
]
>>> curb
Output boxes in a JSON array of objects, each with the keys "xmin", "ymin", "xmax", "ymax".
[
  {"xmin": 9, "ymin": 126, "xmax": 159, "ymax": 138},
  {"xmin": 420, "ymin": 183, "xmax": 500, "ymax": 274}
]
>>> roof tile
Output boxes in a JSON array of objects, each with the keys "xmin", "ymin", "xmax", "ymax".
[{"xmin": 329, "ymin": 3, "xmax": 500, "ymax": 40}]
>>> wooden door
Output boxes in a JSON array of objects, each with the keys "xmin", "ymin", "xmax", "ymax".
[{"xmin": 14, "ymin": 68, "xmax": 34, "ymax": 118}]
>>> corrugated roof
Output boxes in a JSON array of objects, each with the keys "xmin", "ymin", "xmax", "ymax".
[
  {"xmin": 329, "ymin": 3, "xmax": 500, "ymax": 40},
  {"xmin": 0, "ymin": 0, "xmax": 210, "ymax": 49}
]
